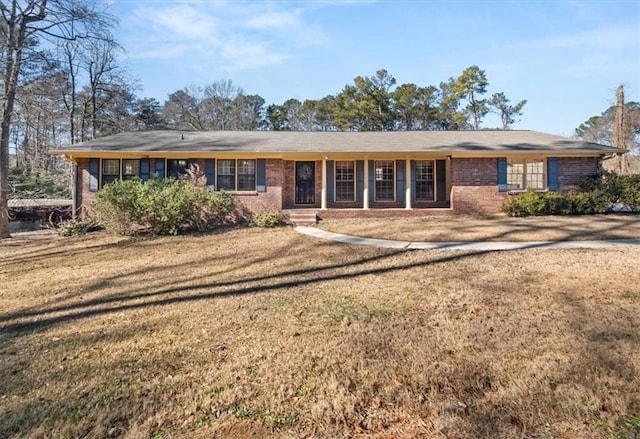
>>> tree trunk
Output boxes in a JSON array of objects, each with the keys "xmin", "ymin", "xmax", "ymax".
[
  {"xmin": 613, "ymin": 85, "xmax": 628, "ymax": 174},
  {"xmin": 0, "ymin": 14, "xmax": 26, "ymax": 238}
]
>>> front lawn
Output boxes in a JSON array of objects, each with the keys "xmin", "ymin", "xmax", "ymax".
[{"xmin": 1, "ymin": 226, "xmax": 639, "ymax": 438}]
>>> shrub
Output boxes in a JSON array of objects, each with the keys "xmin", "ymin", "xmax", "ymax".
[
  {"xmin": 502, "ymin": 190, "xmax": 608, "ymax": 217},
  {"xmin": 53, "ymin": 219, "xmax": 102, "ymax": 237},
  {"xmin": 580, "ymin": 170, "xmax": 640, "ymax": 211},
  {"xmin": 248, "ymin": 211, "xmax": 284, "ymax": 228},
  {"xmin": 92, "ymin": 178, "xmax": 235, "ymax": 235}
]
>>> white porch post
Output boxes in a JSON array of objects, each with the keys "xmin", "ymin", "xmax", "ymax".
[
  {"xmin": 405, "ymin": 158, "xmax": 412, "ymax": 210},
  {"xmin": 321, "ymin": 157, "xmax": 327, "ymax": 210},
  {"xmin": 363, "ymin": 157, "xmax": 369, "ymax": 210}
]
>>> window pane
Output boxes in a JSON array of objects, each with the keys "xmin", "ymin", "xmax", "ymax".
[
  {"xmin": 526, "ymin": 160, "xmax": 544, "ymax": 189},
  {"xmin": 122, "ymin": 159, "xmax": 140, "ymax": 180},
  {"xmin": 335, "ymin": 161, "xmax": 354, "ymax": 202},
  {"xmin": 167, "ymin": 159, "xmax": 188, "ymax": 178},
  {"xmin": 102, "ymin": 159, "xmax": 120, "ymax": 187},
  {"xmin": 237, "ymin": 159, "xmax": 255, "ymax": 191},
  {"xmin": 507, "ymin": 161, "xmax": 524, "ymax": 190},
  {"xmin": 217, "ymin": 159, "xmax": 236, "ymax": 191},
  {"xmin": 415, "ymin": 160, "xmax": 434, "ymax": 201},
  {"xmin": 375, "ymin": 161, "xmax": 394, "ymax": 201}
]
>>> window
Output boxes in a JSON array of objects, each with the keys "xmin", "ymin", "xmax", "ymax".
[
  {"xmin": 375, "ymin": 160, "xmax": 394, "ymax": 201},
  {"xmin": 237, "ymin": 159, "xmax": 256, "ymax": 191},
  {"xmin": 101, "ymin": 159, "xmax": 120, "ymax": 187},
  {"xmin": 167, "ymin": 159, "xmax": 188, "ymax": 179},
  {"xmin": 414, "ymin": 160, "xmax": 434, "ymax": 201},
  {"xmin": 217, "ymin": 159, "xmax": 256, "ymax": 191},
  {"xmin": 122, "ymin": 159, "xmax": 140, "ymax": 180},
  {"xmin": 335, "ymin": 161, "xmax": 355, "ymax": 202},
  {"xmin": 507, "ymin": 159, "xmax": 545, "ymax": 190},
  {"xmin": 217, "ymin": 159, "xmax": 235, "ymax": 190}
]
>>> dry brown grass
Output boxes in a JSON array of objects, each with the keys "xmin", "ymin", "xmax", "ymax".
[
  {"xmin": 318, "ymin": 214, "xmax": 640, "ymax": 242},
  {"xmin": 1, "ymin": 223, "xmax": 639, "ymax": 438}
]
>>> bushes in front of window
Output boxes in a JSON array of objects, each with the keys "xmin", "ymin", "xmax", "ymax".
[
  {"xmin": 503, "ymin": 170, "xmax": 640, "ymax": 216},
  {"xmin": 247, "ymin": 211, "xmax": 285, "ymax": 228},
  {"xmin": 502, "ymin": 190, "xmax": 608, "ymax": 217},
  {"xmin": 92, "ymin": 178, "xmax": 234, "ymax": 235}
]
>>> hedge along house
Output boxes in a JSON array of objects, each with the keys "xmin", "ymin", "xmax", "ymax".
[{"xmin": 50, "ymin": 130, "xmax": 624, "ymax": 221}]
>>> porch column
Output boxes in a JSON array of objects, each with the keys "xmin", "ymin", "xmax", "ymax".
[
  {"xmin": 363, "ymin": 157, "xmax": 369, "ymax": 209},
  {"xmin": 321, "ymin": 157, "xmax": 327, "ymax": 210},
  {"xmin": 405, "ymin": 158, "xmax": 412, "ymax": 210}
]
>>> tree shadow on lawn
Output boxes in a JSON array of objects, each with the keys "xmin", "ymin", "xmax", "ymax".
[
  {"xmin": 2, "ymin": 233, "xmax": 638, "ymax": 438},
  {"xmin": 0, "ymin": 245, "xmax": 500, "ymax": 337},
  {"xmin": 330, "ymin": 214, "xmax": 640, "ymax": 242}
]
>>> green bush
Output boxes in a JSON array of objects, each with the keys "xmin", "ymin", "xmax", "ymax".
[
  {"xmin": 580, "ymin": 170, "xmax": 640, "ymax": 211},
  {"xmin": 503, "ymin": 168, "xmax": 640, "ymax": 217},
  {"xmin": 248, "ymin": 211, "xmax": 284, "ymax": 228},
  {"xmin": 502, "ymin": 190, "xmax": 609, "ymax": 217},
  {"xmin": 92, "ymin": 178, "xmax": 235, "ymax": 235}
]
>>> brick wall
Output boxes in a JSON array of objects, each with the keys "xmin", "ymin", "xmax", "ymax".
[
  {"xmin": 77, "ymin": 158, "xmax": 97, "ymax": 218},
  {"xmin": 450, "ymin": 158, "xmax": 506, "ymax": 214},
  {"xmin": 557, "ymin": 157, "xmax": 599, "ymax": 190},
  {"xmin": 76, "ymin": 158, "xmax": 285, "ymax": 220},
  {"xmin": 232, "ymin": 159, "xmax": 283, "ymax": 218},
  {"xmin": 451, "ymin": 158, "xmax": 498, "ymax": 186}
]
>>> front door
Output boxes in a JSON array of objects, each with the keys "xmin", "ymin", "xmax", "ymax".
[{"xmin": 295, "ymin": 161, "xmax": 315, "ymax": 205}]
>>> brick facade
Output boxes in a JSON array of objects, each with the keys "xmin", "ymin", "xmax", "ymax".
[
  {"xmin": 75, "ymin": 155, "xmax": 604, "ymax": 218},
  {"xmin": 557, "ymin": 157, "xmax": 600, "ymax": 191},
  {"xmin": 232, "ymin": 159, "xmax": 283, "ymax": 218},
  {"xmin": 77, "ymin": 158, "xmax": 97, "ymax": 217},
  {"xmin": 450, "ymin": 158, "xmax": 506, "ymax": 214}
]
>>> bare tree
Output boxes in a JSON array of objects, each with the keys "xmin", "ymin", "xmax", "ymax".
[{"xmin": 0, "ymin": 0, "xmax": 115, "ymax": 238}]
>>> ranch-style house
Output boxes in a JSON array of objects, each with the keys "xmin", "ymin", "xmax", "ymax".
[{"xmin": 50, "ymin": 130, "xmax": 624, "ymax": 221}]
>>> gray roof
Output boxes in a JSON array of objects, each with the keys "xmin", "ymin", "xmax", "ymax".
[{"xmin": 51, "ymin": 130, "xmax": 624, "ymax": 154}]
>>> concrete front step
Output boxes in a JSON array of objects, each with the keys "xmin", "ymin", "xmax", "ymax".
[{"xmin": 283, "ymin": 210, "xmax": 318, "ymax": 226}]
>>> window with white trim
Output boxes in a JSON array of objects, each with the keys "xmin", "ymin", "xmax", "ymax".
[
  {"xmin": 375, "ymin": 160, "xmax": 394, "ymax": 201},
  {"xmin": 335, "ymin": 161, "xmax": 355, "ymax": 202},
  {"xmin": 217, "ymin": 159, "xmax": 256, "ymax": 191},
  {"xmin": 507, "ymin": 159, "xmax": 545, "ymax": 190},
  {"xmin": 122, "ymin": 159, "xmax": 140, "ymax": 180},
  {"xmin": 414, "ymin": 160, "xmax": 434, "ymax": 201},
  {"xmin": 101, "ymin": 159, "xmax": 120, "ymax": 187}
]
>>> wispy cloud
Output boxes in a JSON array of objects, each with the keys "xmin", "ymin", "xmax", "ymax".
[{"xmin": 121, "ymin": 1, "xmax": 329, "ymax": 71}]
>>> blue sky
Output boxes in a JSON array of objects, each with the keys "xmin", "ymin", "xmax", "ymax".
[{"xmin": 111, "ymin": 0, "xmax": 640, "ymax": 137}]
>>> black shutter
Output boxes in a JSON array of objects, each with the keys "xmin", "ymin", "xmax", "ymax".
[
  {"xmin": 140, "ymin": 158, "xmax": 150, "ymax": 182},
  {"xmin": 548, "ymin": 158, "xmax": 558, "ymax": 191},
  {"xmin": 497, "ymin": 158, "xmax": 507, "ymax": 191},
  {"xmin": 206, "ymin": 159, "xmax": 215, "ymax": 187},
  {"xmin": 89, "ymin": 159, "xmax": 99, "ymax": 191},
  {"xmin": 396, "ymin": 160, "xmax": 405, "ymax": 202},
  {"xmin": 436, "ymin": 159, "xmax": 447, "ymax": 202},
  {"xmin": 326, "ymin": 160, "xmax": 334, "ymax": 202},
  {"xmin": 356, "ymin": 160, "xmax": 364, "ymax": 203},
  {"xmin": 256, "ymin": 159, "xmax": 266, "ymax": 192},
  {"xmin": 155, "ymin": 159, "xmax": 165, "ymax": 181}
]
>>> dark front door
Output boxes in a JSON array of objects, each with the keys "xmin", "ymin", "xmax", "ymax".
[{"xmin": 295, "ymin": 161, "xmax": 315, "ymax": 205}]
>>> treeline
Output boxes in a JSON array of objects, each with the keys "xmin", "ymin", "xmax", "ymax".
[{"xmin": 146, "ymin": 67, "xmax": 527, "ymax": 133}]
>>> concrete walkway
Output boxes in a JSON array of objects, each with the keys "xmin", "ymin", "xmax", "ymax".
[{"xmin": 295, "ymin": 226, "xmax": 640, "ymax": 251}]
